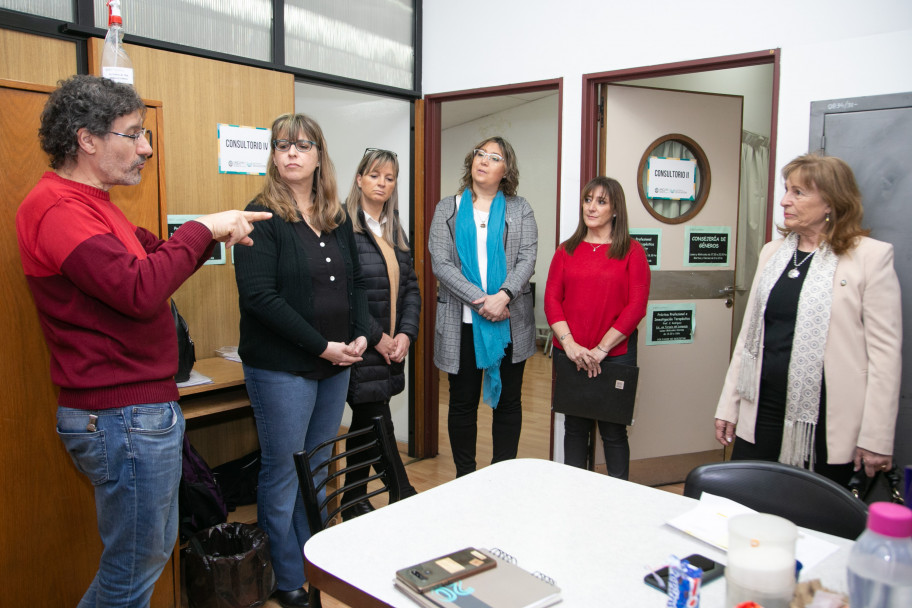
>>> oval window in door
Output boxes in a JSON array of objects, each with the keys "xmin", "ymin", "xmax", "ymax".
[{"xmin": 636, "ymin": 133, "xmax": 711, "ymax": 224}]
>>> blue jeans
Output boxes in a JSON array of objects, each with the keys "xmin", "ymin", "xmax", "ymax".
[
  {"xmin": 57, "ymin": 402, "xmax": 185, "ymax": 608},
  {"xmin": 244, "ymin": 365, "xmax": 349, "ymax": 591}
]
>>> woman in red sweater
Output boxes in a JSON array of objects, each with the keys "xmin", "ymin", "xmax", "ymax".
[{"xmin": 544, "ymin": 176, "xmax": 650, "ymax": 478}]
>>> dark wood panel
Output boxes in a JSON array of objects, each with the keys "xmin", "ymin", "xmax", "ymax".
[{"xmin": 0, "ymin": 81, "xmax": 115, "ymax": 606}]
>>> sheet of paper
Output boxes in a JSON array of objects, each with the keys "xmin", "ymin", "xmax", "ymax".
[
  {"xmin": 794, "ymin": 531, "xmax": 841, "ymax": 571},
  {"xmin": 666, "ymin": 493, "xmax": 756, "ymax": 550},
  {"xmin": 215, "ymin": 346, "xmax": 242, "ymax": 362},
  {"xmin": 666, "ymin": 493, "xmax": 841, "ymax": 569},
  {"xmin": 176, "ymin": 369, "xmax": 213, "ymax": 388}
]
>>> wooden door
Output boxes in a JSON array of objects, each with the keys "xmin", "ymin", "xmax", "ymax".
[{"xmin": 0, "ymin": 79, "xmax": 176, "ymax": 607}]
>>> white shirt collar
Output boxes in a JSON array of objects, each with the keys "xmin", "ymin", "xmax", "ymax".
[{"xmin": 364, "ymin": 212, "xmax": 386, "ymax": 237}]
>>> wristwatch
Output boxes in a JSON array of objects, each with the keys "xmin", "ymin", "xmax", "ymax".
[{"xmin": 499, "ymin": 287, "xmax": 514, "ymax": 301}]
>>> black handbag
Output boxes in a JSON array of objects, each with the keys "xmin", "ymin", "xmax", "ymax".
[
  {"xmin": 552, "ymin": 349, "xmax": 639, "ymax": 425},
  {"xmin": 847, "ymin": 465, "xmax": 905, "ymax": 505},
  {"xmin": 171, "ymin": 299, "xmax": 196, "ymax": 383}
]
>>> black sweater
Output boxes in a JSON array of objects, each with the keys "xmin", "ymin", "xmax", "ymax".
[
  {"xmin": 235, "ymin": 202, "xmax": 372, "ymax": 373},
  {"xmin": 347, "ymin": 213, "xmax": 421, "ymax": 405}
]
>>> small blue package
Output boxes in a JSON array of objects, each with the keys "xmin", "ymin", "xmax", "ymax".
[{"xmin": 666, "ymin": 555, "xmax": 703, "ymax": 608}]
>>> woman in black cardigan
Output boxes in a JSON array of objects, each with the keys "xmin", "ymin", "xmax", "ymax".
[
  {"xmin": 234, "ymin": 114, "xmax": 371, "ymax": 608},
  {"xmin": 340, "ymin": 148, "xmax": 421, "ymax": 519}
]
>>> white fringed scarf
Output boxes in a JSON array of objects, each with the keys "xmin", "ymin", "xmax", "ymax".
[{"xmin": 736, "ymin": 232, "xmax": 838, "ymax": 470}]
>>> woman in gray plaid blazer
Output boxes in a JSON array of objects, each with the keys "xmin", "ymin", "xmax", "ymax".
[{"xmin": 429, "ymin": 136, "xmax": 538, "ymax": 477}]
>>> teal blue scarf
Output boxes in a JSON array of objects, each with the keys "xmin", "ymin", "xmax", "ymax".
[{"xmin": 455, "ymin": 189, "xmax": 511, "ymax": 407}]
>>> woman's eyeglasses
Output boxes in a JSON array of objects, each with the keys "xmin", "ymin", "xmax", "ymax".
[
  {"xmin": 364, "ymin": 147, "xmax": 397, "ymax": 157},
  {"xmin": 473, "ymin": 149, "xmax": 504, "ymax": 164},
  {"xmin": 273, "ymin": 139, "xmax": 318, "ymax": 153}
]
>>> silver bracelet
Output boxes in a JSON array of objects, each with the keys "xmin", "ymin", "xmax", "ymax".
[
  {"xmin": 559, "ymin": 332, "xmax": 572, "ymax": 342},
  {"xmin": 595, "ymin": 344, "xmax": 610, "ymax": 354}
]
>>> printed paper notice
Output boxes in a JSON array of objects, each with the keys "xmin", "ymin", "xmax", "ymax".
[
  {"xmin": 646, "ymin": 304, "xmax": 696, "ymax": 345},
  {"xmin": 684, "ymin": 226, "xmax": 731, "ymax": 267},
  {"xmin": 218, "ymin": 124, "xmax": 271, "ymax": 175},
  {"xmin": 647, "ymin": 156, "xmax": 697, "ymax": 200}
]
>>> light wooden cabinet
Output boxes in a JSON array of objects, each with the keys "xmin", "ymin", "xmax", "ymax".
[{"xmin": 179, "ymin": 357, "xmax": 259, "ymax": 523}]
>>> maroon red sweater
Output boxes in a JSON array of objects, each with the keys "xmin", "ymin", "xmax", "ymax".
[{"xmin": 17, "ymin": 172, "xmax": 215, "ymax": 410}]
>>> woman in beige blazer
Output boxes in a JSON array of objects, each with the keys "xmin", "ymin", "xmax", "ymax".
[{"xmin": 715, "ymin": 154, "xmax": 901, "ymax": 485}]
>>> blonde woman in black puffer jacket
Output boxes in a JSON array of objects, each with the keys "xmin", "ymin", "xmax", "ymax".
[{"xmin": 341, "ymin": 148, "xmax": 421, "ymax": 519}]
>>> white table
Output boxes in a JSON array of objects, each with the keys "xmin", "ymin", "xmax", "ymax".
[{"xmin": 303, "ymin": 458, "xmax": 852, "ymax": 607}]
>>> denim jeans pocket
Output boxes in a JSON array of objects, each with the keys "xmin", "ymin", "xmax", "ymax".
[
  {"xmin": 129, "ymin": 403, "xmax": 184, "ymax": 469},
  {"xmin": 56, "ymin": 411, "xmax": 108, "ymax": 486},
  {"xmin": 129, "ymin": 403, "xmax": 178, "ymax": 435}
]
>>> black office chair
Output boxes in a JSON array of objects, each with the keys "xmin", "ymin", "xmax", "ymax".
[
  {"xmin": 293, "ymin": 416, "xmax": 403, "ymax": 607},
  {"xmin": 684, "ymin": 460, "xmax": 868, "ymax": 540}
]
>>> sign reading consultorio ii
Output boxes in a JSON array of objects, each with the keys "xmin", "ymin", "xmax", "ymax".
[{"xmin": 646, "ymin": 156, "xmax": 697, "ymax": 201}]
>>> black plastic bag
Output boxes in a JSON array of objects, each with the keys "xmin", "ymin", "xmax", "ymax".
[
  {"xmin": 184, "ymin": 522, "xmax": 276, "ymax": 608},
  {"xmin": 212, "ymin": 449, "xmax": 261, "ymax": 510}
]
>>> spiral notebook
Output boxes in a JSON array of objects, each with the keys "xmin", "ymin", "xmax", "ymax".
[{"xmin": 394, "ymin": 548, "xmax": 561, "ymax": 608}]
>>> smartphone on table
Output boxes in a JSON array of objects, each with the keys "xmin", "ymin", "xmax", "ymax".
[
  {"xmin": 644, "ymin": 553, "xmax": 724, "ymax": 591},
  {"xmin": 396, "ymin": 547, "xmax": 497, "ymax": 593}
]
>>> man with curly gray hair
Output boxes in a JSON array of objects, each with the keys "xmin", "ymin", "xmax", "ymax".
[{"xmin": 16, "ymin": 75, "xmax": 271, "ymax": 607}]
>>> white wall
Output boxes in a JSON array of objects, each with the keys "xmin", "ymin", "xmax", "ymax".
[
  {"xmin": 422, "ymin": 0, "xmax": 912, "ymax": 238},
  {"xmin": 295, "ymin": 82, "xmax": 413, "ymax": 441},
  {"xmin": 440, "ymin": 94, "xmax": 559, "ymax": 327},
  {"xmin": 424, "ymin": 1, "xmax": 912, "ymax": 465}
]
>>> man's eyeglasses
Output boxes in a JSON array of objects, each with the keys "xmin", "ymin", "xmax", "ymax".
[
  {"xmin": 110, "ymin": 128, "xmax": 152, "ymax": 146},
  {"xmin": 473, "ymin": 149, "xmax": 504, "ymax": 164},
  {"xmin": 364, "ymin": 147, "xmax": 397, "ymax": 158},
  {"xmin": 273, "ymin": 139, "xmax": 318, "ymax": 153}
]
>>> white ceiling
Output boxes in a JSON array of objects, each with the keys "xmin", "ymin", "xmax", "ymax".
[{"xmin": 440, "ymin": 91, "xmax": 556, "ymax": 130}]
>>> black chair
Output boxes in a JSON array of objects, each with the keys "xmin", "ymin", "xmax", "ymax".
[
  {"xmin": 293, "ymin": 416, "xmax": 403, "ymax": 607},
  {"xmin": 684, "ymin": 460, "xmax": 868, "ymax": 540}
]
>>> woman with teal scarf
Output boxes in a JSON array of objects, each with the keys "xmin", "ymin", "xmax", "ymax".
[{"xmin": 429, "ymin": 137, "xmax": 538, "ymax": 477}]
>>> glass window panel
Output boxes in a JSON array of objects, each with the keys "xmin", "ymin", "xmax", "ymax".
[
  {"xmin": 93, "ymin": 0, "xmax": 271, "ymax": 61},
  {"xmin": 0, "ymin": 0, "xmax": 72, "ymax": 20},
  {"xmin": 285, "ymin": 0, "xmax": 414, "ymax": 90}
]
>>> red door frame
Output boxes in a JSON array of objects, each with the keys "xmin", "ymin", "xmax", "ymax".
[
  {"xmin": 580, "ymin": 49, "xmax": 781, "ymax": 242},
  {"xmin": 420, "ymin": 78, "xmax": 564, "ymax": 456}
]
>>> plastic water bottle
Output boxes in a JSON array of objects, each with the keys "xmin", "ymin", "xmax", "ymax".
[
  {"xmin": 100, "ymin": 0, "xmax": 134, "ymax": 85},
  {"xmin": 847, "ymin": 502, "xmax": 912, "ymax": 608}
]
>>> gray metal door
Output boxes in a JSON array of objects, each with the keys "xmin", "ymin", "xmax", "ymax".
[{"xmin": 810, "ymin": 92, "xmax": 912, "ymax": 470}]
